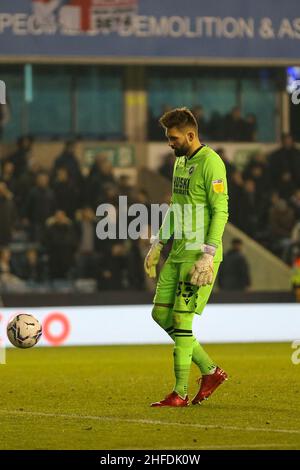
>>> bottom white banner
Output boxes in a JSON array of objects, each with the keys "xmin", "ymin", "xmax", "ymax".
[{"xmin": 0, "ymin": 303, "xmax": 299, "ymax": 347}]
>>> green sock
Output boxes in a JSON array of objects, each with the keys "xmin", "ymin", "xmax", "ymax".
[
  {"xmin": 173, "ymin": 333, "xmax": 193, "ymax": 397},
  {"xmin": 191, "ymin": 338, "xmax": 216, "ymax": 375},
  {"xmin": 152, "ymin": 305, "xmax": 215, "ymax": 375},
  {"xmin": 172, "ymin": 313, "xmax": 194, "ymax": 397}
]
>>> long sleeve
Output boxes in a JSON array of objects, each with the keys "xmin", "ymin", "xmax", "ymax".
[{"xmin": 203, "ymin": 155, "xmax": 229, "ymax": 248}]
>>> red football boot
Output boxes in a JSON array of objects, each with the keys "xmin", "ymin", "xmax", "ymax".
[
  {"xmin": 192, "ymin": 367, "xmax": 228, "ymax": 405},
  {"xmin": 151, "ymin": 391, "xmax": 189, "ymax": 407}
]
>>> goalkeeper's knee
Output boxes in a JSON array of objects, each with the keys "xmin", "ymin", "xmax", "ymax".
[
  {"xmin": 172, "ymin": 312, "xmax": 194, "ymax": 331},
  {"xmin": 152, "ymin": 304, "xmax": 172, "ymax": 329}
]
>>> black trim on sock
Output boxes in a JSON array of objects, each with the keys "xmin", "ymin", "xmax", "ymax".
[
  {"xmin": 174, "ymin": 329, "xmax": 193, "ymax": 333},
  {"xmin": 173, "ymin": 309, "xmax": 194, "ymax": 314},
  {"xmin": 174, "ymin": 334, "xmax": 193, "ymax": 337}
]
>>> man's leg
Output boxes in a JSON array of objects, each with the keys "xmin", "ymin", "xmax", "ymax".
[
  {"xmin": 151, "ymin": 260, "xmax": 189, "ymax": 406},
  {"xmin": 152, "ymin": 303, "xmax": 215, "ymax": 374},
  {"xmin": 172, "ymin": 311, "xmax": 194, "ymax": 398},
  {"xmin": 191, "ymin": 261, "xmax": 228, "ymax": 404},
  {"xmin": 152, "ymin": 261, "xmax": 220, "ymax": 374},
  {"xmin": 151, "ymin": 260, "xmax": 225, "ymax": 405}
]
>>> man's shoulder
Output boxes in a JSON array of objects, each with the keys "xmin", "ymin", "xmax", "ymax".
[{"xmin": 199, "ymin": 146, "xmax": 225, "ymax": 168}]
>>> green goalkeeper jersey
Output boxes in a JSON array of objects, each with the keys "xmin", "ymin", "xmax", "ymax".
[{"xmin": 158, "ymin": 145, "xmax": 229, "ymax": 263}]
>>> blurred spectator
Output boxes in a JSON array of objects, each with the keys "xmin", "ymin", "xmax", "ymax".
[
  {"xmin": 127, "ymin": 226, "xmax": 151, "ymax": 291},
  {"xmin": 216, "ymin": 147, "xmax": 236, "ymax": 179},
  {"xmin": 246, "ymin": 165, "xmax": 267, "ymax": 198},
  {"xmin": 277, "ymin": 171, "xmax": 296, "ymax": 200},
  {"xmin": 118, "ymin": 174, "xmax": 134, "ymax": 202},
  {"xmin": 244, "ymin": 179, "xmax": 261, "ymax": 236},
  {"xmin": 43, "ymin": 210, "xmax": 78, "ymax": 280},
  {"xmin": 99, "ymin": 241, "xmax": 129, "ymax": 290},
  {"xmin": 269, "ymin": 134, "xmax": 300, "ymax": 188},
  {"xmin": 18, "ymin": 248, "xmax": 45, "ymax": 283},
  {"xmin": 0, "ymin": 161, "xmax": 17, "ymax": 194},
  {"xmin": 0, "ymin": 247, "xmax": 25, "ymax": 291},
  {"xmin": 0, "ymin": 182, "xmax": 16, "ymax": 245},
  {"xmin": 218, "ymin": 238, "xmax": 251, "ymax": 291},
  {"xmin": 224, "ymin": 107, "xmax": 245, "ymax": 141},
  {"xmin": 228, "ymin": 170, "xmax": 245, "ymax": 229},
  {"xmin": 75, "ymin": 206, "xmax": 98, "ymax": 279},
  {"xmin": 6, "ymin": 136, "xmax": 32, "ymax": 177},
  {"xmin": 86, "ymin": 155, "xmax": 117, "ymax": 208},
  {"xmin": 269, "ymin": 193, "xmax": 295, "ymax": 257},
  {"xmin": 243, "ymin": 152, "xmax": 269, "ymax": 182},
  {"xmin": 133, "ymin": 188, "xmax": 151, "ymax": 211},
  {"xmin": 0, "ymin": 101, "xmax": 10, "ymax": 141},
  {"xmin": 207, "ymin": 111, "xmax": 224, "ymax": 141},
  {"xmin": 53, "ymin": 140, "xmax": 82, "ymax": 186},
  {"xmin": 284, "ymin": 222, "xmax": 300, "ymax": 265},
  {"xmin": 25, "ymin": 172, "xmax": 56, "ymax": 241},
  {"xmin": 52, "ymin": 166, "xmax": 79, "ymax": 219},
  {"xmin": 158, "ymin": 152, "xmax": 176, "ymax": 182},
  {"xmin": 243, "ymin": 113, "xmax": 257, "ymax": 141},
  {"xmin": 290, "ymin": 189, "xmax": 300, "ymax": 220},
  {"xmin": 14, "ymin": 160, "xmax": 42, "ymax": 215}
]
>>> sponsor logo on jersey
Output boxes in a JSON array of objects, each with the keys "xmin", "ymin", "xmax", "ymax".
[{"xmin": 173, "ymin": 176, "xmax": 190, "ymax": 195}]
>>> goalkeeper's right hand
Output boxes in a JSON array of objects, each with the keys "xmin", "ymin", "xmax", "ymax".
[{"xmin": 144, "ymin": 238, "xmax": 164, "ymax": 279}]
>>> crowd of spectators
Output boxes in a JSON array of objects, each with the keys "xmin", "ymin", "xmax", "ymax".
[
  {"xmin": 149, "ymin": 105, "xmax": 257, "ymax": 142},
  {"xmin": 0, "ymin": 137, "xmax": 152, "ymax": 293},
  {"xmin": 1, "ymin": 131, "xmax": 300, "ymax": 293},
  {"xmin": 219, "ymin": 133, "xmax": 300, "ymax": 266}
]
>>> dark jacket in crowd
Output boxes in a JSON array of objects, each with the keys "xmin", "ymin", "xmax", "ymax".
[
  {"xmin": 26, "ymin": 187, "xmax": 56, "ymax": 225},
  {"xmin": 218, "ymin": 249, "xmax": 251, "ymax": 291},
  {"xmin": 43, "ymin": 219, "xmax": 78, "ymax": 279},
  {"xmin": 0, "ymin": 196, "xmax": 16, "ymax": 245}
]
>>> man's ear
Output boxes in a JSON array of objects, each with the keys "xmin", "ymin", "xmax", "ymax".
[{"xmin": 187, "ymin": 131, "xmax": 195, "ymax": 142}]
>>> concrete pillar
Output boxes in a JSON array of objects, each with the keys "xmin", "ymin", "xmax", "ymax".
[
  {"xmin": 281, "ymin": 90, "xmax": 290, "ymax": 135},
  {"xmin": 124, "ymin": 66, "xmax": 147, "ymax": 142}
]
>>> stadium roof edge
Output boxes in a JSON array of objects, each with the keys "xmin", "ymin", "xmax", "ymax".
[{"xmin": 0, "ymin": 55, "xmax": 299, "ymax": 67}]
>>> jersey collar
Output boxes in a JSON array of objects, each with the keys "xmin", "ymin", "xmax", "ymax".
[{"xmin": 186, "ymin": 144, "xmax": 206, "ymax": 161}]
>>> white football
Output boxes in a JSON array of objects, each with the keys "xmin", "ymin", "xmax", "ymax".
[{"xmin": 7, "ymin": 314, "xmax": 42, "ymax": 349}]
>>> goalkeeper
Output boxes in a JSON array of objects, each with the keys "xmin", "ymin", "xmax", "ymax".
[{"xmin": 144, "ymin": 107, "xmax": 229, "ymax": 407}]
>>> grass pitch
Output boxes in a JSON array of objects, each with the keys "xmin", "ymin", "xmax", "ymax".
[{"xmin": 0, "ymin": 343, "xmax": 299, "ymax": 450}]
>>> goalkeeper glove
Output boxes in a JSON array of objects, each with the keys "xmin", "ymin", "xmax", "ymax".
[
  {"xmin": 189, "ymin": 245, "xmax": 216, "ymax": 287},
  {"xmin": 144, "ymin": 237, "xmax": 164, "ymax": 279}
]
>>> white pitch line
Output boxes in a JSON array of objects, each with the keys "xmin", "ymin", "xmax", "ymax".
[
  {"xmin": 0, "ymin": 409, "xmax": 299, "ymax": 436},
  {"xmin": 130, "ymin": 443, "xmax": 300, "ymax": 450}
]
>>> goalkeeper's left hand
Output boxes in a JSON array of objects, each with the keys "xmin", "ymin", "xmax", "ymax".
[
  {"xmin": 144, "ymin": 239, "xmax": 163, "ymax": 279},
  {"xmin": 189, "ymin": 253, "xmax": 214, "ymax": 287}
]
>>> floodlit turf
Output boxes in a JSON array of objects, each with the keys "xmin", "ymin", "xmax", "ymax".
[{"xmin": 0, "ymin": 343, "xmax": 299, "ymax": 450}]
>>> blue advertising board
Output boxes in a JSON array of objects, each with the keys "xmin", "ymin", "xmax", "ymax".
[{"xmin": 0, "ymin": 0, "xmax": 299, "ymax": 61}]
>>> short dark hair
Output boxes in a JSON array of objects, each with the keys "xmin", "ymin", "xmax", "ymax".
[{"xmin": 159, "ymin": 107, "xmax": 198, "ymax": 131}]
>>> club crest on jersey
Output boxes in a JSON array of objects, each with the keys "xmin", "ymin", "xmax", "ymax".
[{"xmin": 212, "ymin": 179, "xmax": 224, "ymax": 193}]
